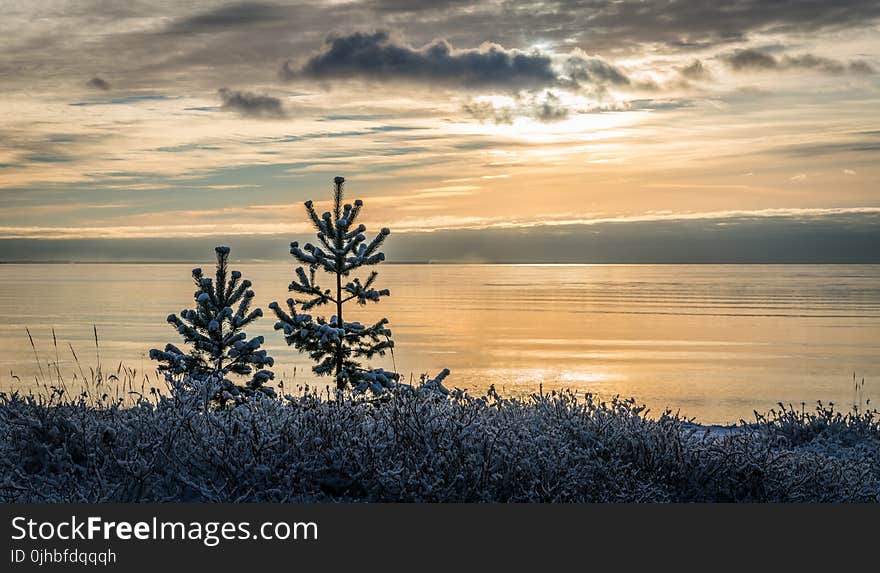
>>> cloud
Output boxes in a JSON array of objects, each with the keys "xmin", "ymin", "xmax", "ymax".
[
  {"xmin": 531, "ymin": 91, "xmax": 569, "ymax": 122},
  {"xmin": 3, "ymin": 0, "xmax": 880, "ymax": 98},
  {"xmin": 86, "ymin": 76, "xmax": 110, "ymax": 91},
  {"xmin": 723, "ymin": 49, "xmax": 780, "ymax": 70},
  {"xmin": 783, "ymin": 54, "xmax": 850, "ymax": 73},
  {"xmin": 217, "ymin": 88, "xmax": 286, "ymax": 119},
  {"xmin": 561, "ymin": 51, "xmax": 631, "ymax": 87},
  {"xmin": 4, "ymin": 208, "xmax": 880, "ymax": 264},
  {"xmin": 723, "ymin": 49, "xmax": 875, "ymax": 74},
  {"xmin": 68, "ymin": 95, "xmax": 174, "ymax": 107},
  {"xmin": 462, "ymin": 100, "xmax": 514, "ymax": 124},
  {"xmin": 166, "ymin": 2, "xmax": 284, "ymax": 34},
  {"xmin": 366, "ymin": 0, "xmax": 474, "ymax": 12},
  {"xmin": 462, "ymin": 91, "xmax": 570, "ymax": 123},
  {"xmin": 541, "ymin": 0, "xmax": 880, "ymax": 51},
  {"xmin": 679, "ymin": 59, "xmax": 711, "ymax": 80},
  {"xmin": 849, "ymin": 60, "xmax": 876, "ymax": 74},
  {"xmin": 771, "ymin": 131, "xmax": 880, "ymax": 157},
  {"xmin": 283, "ymin": 31, "xmax": 560, "ymax": 89},
  {"xmin": 282, "ymin": 31, "xmax": 631, "ymax": 93},
  {"xmin": 363, "ymin": 1, "xmax": 880, "ymax": 54}
]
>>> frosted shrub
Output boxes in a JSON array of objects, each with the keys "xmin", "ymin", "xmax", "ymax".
[
  {"xmin": 166, "ymin": 372, "xmax": 228, "ymax": 411},
  {"xmin": 271, "ymin": 176, "xmax": 397, "ymax": 393},
  {"xmin": 418, "ymin": 368, "xmax": 451, "ymax": 396},
  {"xmin": 1, "ymin": 388, "xmax": 878, "ymax": 503}
]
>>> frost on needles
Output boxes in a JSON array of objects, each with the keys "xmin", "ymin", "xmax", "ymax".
[
  {"xmin": 149, "ymin": 246, "xmax": 275, "ymax": 406},
  {"xmin": 270, "ymin": 176, "xmax": 398, "ymax": 393}
]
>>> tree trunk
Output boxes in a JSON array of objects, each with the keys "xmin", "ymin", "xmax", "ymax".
[
  {"xmin": 333, "ymin": 177, "xmax": 346, "ymax": 390},
  {"xmin": 335, "ymin": 269, "xmax": 345, "ymax": 389}
]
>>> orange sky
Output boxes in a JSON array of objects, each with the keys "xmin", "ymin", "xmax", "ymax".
[{"xmin": 0, "ymin": 1, "xmax": 878, "ymax": 251}]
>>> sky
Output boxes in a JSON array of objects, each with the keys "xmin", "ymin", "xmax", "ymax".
[{"xmin": 0, "ymin": 0, "xmax": 878, "ymax": 262}]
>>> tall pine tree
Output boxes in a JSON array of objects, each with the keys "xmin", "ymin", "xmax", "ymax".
[
  {"xmin": 270, "ymin": 176, "xmax": 398, "ymax": 393},
  {"xmin": 150, "ymin": 246, "xmax": 275, "ymax": 405}
]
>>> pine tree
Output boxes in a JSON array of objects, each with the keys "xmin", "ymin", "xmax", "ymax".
[
  {"xmin": 270, "ymin": 176, "xmax": 398, "ymax": 393},
  {"xmin": 150, "ymin": 246, "xmax": 275, "ymax": 405}
]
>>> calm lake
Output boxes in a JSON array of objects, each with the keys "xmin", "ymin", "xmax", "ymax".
[{"xmin": 1, "ymin": 263, "xmax": 878, "ymax": 424}]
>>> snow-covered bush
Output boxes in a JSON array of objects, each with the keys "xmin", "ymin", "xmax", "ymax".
[
  {"xmin": 271, "ymin": 176, "xmax": 398, "ymax": 393},
  {"xmin": 418, "ymin": 369, "xmax": 451, "ymax": 396},
  {"xmin": 1, "ymin": 386, "xmax": 878, "ymax": 503},
  {"xmin": 149, "ymin": 246, "xmax": 275, "ymax": 406}
]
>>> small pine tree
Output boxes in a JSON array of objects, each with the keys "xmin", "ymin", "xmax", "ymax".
[
  {"xmin": 150, "ymin": 246, "xmax": 275, "ymax": 405},
  {"xmin": 270, "ymin": 176, "xmax": 398, "ymax": 393}
]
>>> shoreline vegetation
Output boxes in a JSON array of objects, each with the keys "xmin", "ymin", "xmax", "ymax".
[{"xmin": 1, "ymin": 360, "xmax": 878, "ymax": 502}]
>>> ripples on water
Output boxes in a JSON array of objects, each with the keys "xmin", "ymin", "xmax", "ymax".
[{"xmin": 1, "ymin": 263, "xmax": 878, "ymax": 424}]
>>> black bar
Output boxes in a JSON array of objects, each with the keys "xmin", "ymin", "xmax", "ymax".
[{"xmin": 0, "ymin": 504, "xmax": 874, "ymax": 571}]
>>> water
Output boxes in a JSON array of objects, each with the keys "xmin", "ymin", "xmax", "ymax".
[{"xmin": 0, "ymin": 263, "xmax": 878, "ymax": 424}]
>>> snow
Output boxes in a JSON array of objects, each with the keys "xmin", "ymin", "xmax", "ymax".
[{"xmin": 2, "ymin": 385, "xmax": 878, "ymax": 502}]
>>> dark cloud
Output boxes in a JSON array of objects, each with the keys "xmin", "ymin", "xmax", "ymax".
[
  {"xmin": 724, "ymin": 49, "xmax": 779, "ymax": 70},
  {"xmin": 562, "ymin": 54, "xmax": 631, "ymax": 86},
  {"xmin": 386, "ymin": 213, "xmax": 880, "ymax": 264},
  {"xmin": 366, "ymin": 0, "xmax": 474, "ymax": 13},
  {"xmin": 68, "ymin": 95, "xmax": 174, "ymax": 107},
  {"xmin": 783, "ymin": 53, "xmax": 849, "ymax": 73},
  {"xmin": 7, "ymin": 0, "xmax": 878, "ymax": 97},
  {"xmin": 679, "ymin": 59, "xmax": 711, "ymax": 80},
  {"xmin": 284, "ymin": 31, "xmax": 559, "ymax": 89},
  {"xmin": 393, "ymin": 213, "xmax": 880, "ymax": 264},
  {"xmin": 849, "ymin": 60, "xmax": 876, "ymax": 74},
  {"xmin": 217, "ymin": 88, "xmax": 286, "ymax": 118},
  {"xmin": 278, "ymin": 60, "xmax": 298, "ymax": 82},
  {"xmin": 4, "ymin": 211, "xmax": 879, "ymax": 263},
  {"xmin": 283, "ymin": 31, "xmax": 633, "ymax": 93},
  {"xmin": 462, "ymin": 91, "xmax": 570, "ymax": 123},
  {"xmin": 542, "ymin": 0, "xmax": 880, "ymax": 52},
  {"xmin": 531, "ymin": 91, "xmax": 569, "ymax": 122},
  {"xmin": 462, "ymin": 101, "xmax": 514, "ymax": 124},
  {"xmin": 5, "ymin": 1, "xmax": 880, "ymax": 95},
  {"xmin": 85, "ymin": 76, "xmax": 110, "ymax": 91},
  {"xmin": 326, "ymin": 1, "xmax": 877, "ymax": 59},
  {"xmin": 771, "ymin": 132, "xmax": 880, "ymax": 157},
  {"xmin": 724, "ymin": 49, "xmax": 875, "ymax": 74},
  {"xmin": 166, "ymin": 2, "xmax": 285, "ymax": 34},
  {"xmin": 360, "ymin": 1, "xmax": 880, "ymax": 54}
]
